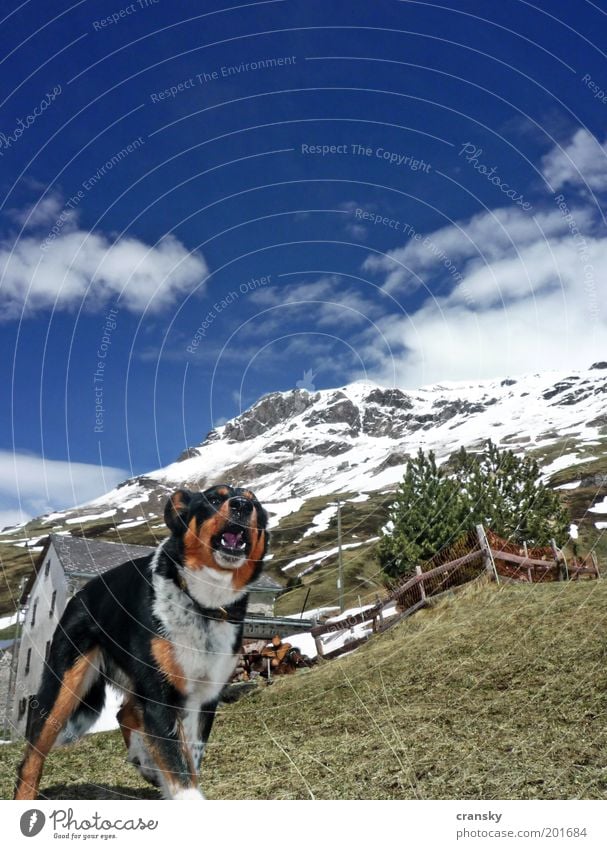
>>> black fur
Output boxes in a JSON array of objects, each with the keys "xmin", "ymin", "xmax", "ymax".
[{"xmin": 14, "ymin": 484, "xmax": 268, "ymax": 800}]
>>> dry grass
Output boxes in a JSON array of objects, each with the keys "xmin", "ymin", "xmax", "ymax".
[{"xmin": 2, "ymin": 579, "xmax": 607, "ymax": 799}]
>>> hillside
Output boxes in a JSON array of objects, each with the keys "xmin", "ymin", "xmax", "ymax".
[
  {"xmin": 1, "ymin": 364, "xmax": 606, "ymax": 615},
  {"xmin": 1, "ymin": 579, "xmax": 606, "ymax": 799}
]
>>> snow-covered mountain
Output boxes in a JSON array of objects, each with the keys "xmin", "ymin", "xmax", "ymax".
[
  {"xmin": 1, "ymin": 363, "xmax": 606, "ymax": 613},
  {"xmin": 67, "ymin": 361, "xmax": 607, "ymax": 522}
]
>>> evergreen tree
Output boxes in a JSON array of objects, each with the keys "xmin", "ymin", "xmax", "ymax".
[
  {"xmin": 379, "ymin": 441, "xmax": 569, "ymax": 579},
  {"xmin": 452, "ymin": 441, "xmax": 569, "ymax": 545},
  {"xmin": 378, "ymin": 449, "xmax": 467, "ymax": 579}
]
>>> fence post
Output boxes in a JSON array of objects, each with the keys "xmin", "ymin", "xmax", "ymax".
[
  {"xmin": 591, "ymin": 552, "xmax": 600, "ymax": 579},
  {"xmin": 523, "ymin": 541, "xmax": 532, "ymax": 582},
  {"xmin": 476, "ymin": 524, "xmax": 499, "ymax": 584},
  {"xmin": 415, "ymin": 565, "xmax": 427, "ymax": 603},
  {"xmin": 314, "ymin": 636, "xmax": 325, "ymax": 659},
  {"xmin": 551, "ymin": 538, "xmax": 568, "ymax": 581}
]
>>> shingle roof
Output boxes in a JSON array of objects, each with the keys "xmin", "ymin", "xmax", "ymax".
[
  {"xmin": 248, "ymin": 573, "xmax": 283, "ymax": 591},
  {"xmin": 50, "ymin": 534, "xmax": 153, "ymax": 577},
  {"xmin": 48, "ymin": 534, "xmax": 282, "ymax": 593}
]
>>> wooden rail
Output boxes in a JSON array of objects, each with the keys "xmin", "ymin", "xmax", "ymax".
[
  {"xmin": 310, "ymin": 526, "xmax": 600, "ymax": 660},
  {"xmin": 311, "ymin": 603, "xmax": 383, "ymax": 638}
]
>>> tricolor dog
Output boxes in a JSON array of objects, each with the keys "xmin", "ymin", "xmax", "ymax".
[{"xmin": 15, "ymin": 485, "xmax": 269, "ymax": 800}]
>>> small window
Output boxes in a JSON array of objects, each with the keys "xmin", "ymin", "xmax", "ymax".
[
  {"xmin": 30, "ymin": 602, "xmax": 37, "ymax": 627},
  {"xmin": 25, "ymin": 648, "xmax": 32, "ymax": 674},
  {"xmin": 49, "ymin": 591, "xmax": 57, "ymax": 617},
  {"xmin": 44, "ymin": 559, "xmax": 51, "ymax": 577},
  {"xmin": 18, "ymin": 698, "xmax": 27, "ymax": 718},
  {"xmin": 45, "ymin": 641, "xmax": 51, "ymax": 661}
]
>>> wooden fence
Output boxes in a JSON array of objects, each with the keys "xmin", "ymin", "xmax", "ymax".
[{"xmin": 311, "ymin": 525, "xmax": 600, "ymax": 658}]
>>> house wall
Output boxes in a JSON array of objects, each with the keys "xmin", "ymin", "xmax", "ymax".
[
  {"xmin": 10, "ymin": 544, "xmax": 69, "ymax": 738},
  {"xmin": 247, "ymin": 590, "xmax": 277, "ymax": 616}
]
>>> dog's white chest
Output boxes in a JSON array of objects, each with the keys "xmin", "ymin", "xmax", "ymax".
[
  {"xmin": 172, "ymin": 618, "xmax": 239, "ymax": 701},
  {"xmin": 152, "ymin": 570, "xmax": 242, "ymax": 703}
]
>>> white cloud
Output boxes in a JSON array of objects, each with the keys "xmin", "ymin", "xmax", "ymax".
[
  {"xmin": 0, "ymin": 193, "xmax": 208, "ymax": 319},
  {"xmin": 11, "ymin": 194, "xmax": 75, "ymax": 229},
  {"xmin": 362, "ymin": 281, "xmax": 606, "ymax": 387},
  {"xmin": 0, "ymin": 508, "xmax": 31, "ymax": 530},
  {"xmin": 250, "ymin": 274, "xmax": 382, "ymax": 328},
  {"xmin": 0, "ymin": 450, "xmax": 128, "ymax": 528},
  {"xmin": 541, "ymin": 128, "xmax": 607, "ymax": 191},
  {"xmin": 359, "ymin": 193, "xmax": 607, "ymax": 386},
  {"xmin": 363, "ymin": 205, "xmax": 594, "ymax": 294}
]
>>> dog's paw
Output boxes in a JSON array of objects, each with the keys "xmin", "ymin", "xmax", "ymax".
[
  {"xmin": 172, "ymin": 788, "xmax": 205, "ymax": 800},
  {"xmin": 126, "ymin": 731, "xmax": 162, "ymax": 787}
]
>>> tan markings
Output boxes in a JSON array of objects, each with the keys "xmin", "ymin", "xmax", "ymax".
[
  {"xmin": 143, "ymin": 719, "xmax": 196, "ymax": 796},
  {"xmin": 117, "ymin": 697, "xmax": 142, "ymax": 750},
  {"xmin": 15, "ymin": 650, "xmax": 100, "ymax": 801},
  {"xmin": 166, "ymin": 490, "xmax": 188, "ymax": 530},
  {"xmin": 183, "ymin": 499, "xmax": 265, "ymax": 580},
  {"xmin": 242, "ymin": 489, "xmax": 254, "ymax": 500},
  {"xmin": 151, "ymin": 637, "xmax": 188, "ymax": 695},
  {"xmin": 183, "ymin": 501, "xmax": 230, "ymax": 571},
  {"xmin": 172, "ymin": 490, "xmax": 189, "ymax": 512},
  {"xmin": 217, "ymin": 486, "xmax": 229, "ymax": 497},
  {"xmin": 175, "ymin": 716, "xmax": 196, "ymax": 779},
  {"xmin": 232, "ymin": 509, "xmax": 266, "ymax": 590}
]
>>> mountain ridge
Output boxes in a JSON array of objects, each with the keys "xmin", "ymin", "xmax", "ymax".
[{"xmin": 1, "ymin": 363, "xmax": 606, "ymax": 614}]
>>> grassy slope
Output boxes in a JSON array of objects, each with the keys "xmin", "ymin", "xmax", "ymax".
[
  {"xmin": 0, "ymin": 490, "xmax": 394, "ymax": 619},
  {"xmin": 272, "ymin": 490, "xmax": 393, "ymax": 615},
  {"xmin": 547, "ymin": 446, "xmax": 607, "ymax": 565},
  {"xmin": 1, "ymin": 434, "xmax": 605, "ymax": 618},
  {"xmin": 2, "ymin": 579, "xmax": 607, "ymax": 800}
]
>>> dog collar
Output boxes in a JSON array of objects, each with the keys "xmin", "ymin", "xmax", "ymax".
[{"xmin": 176, "ymin": 572, "xmax": 231, "ymax": 621}]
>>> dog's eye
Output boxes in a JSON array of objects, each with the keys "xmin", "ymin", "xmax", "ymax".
[{"xmin": 207, "ymin": 494, "xmax": 221, "ymax": 507}]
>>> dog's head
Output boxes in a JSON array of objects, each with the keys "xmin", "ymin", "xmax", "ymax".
[{"xmin": 164, "ymin": 485, "xmax": 269, "ymax": 589}]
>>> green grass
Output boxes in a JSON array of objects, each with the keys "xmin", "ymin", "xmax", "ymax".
[
  {"xmin": 0, "ymin": 623, "xmax": 17, "ymax": 640},
  {"xmin": 2, "ymin": 579, "xmax": 607, "ymax": 799},
  {"xmin": 272, "ymin": 489, "xmax": 393, "ymax": 615},
  {"xmin": 0, "ymin": 546, "xmax": 36, "ymax": 615}
]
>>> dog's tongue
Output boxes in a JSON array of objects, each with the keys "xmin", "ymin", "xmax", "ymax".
[{"xmin": 223, "ymin": 531, "xmax": 242, "ymax": 548}]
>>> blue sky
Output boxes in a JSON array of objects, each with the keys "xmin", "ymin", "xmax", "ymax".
[{"xmin": 1, "ymin": 0, "xmax": 607, "ymax": 524}]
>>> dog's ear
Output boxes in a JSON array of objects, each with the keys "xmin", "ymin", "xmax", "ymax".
[
  {"xmin": 253, "ymin": 500, "xmax": 270, "ymax": 560},
  {"xmin": 164, "ymin": 489, "xmax": 192, "ymax": 535}
]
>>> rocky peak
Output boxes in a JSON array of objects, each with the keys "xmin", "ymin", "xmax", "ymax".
[
  {"xmin": 304, "ymin": 392, "xmax": 362, "ymax": 436},
  {"xmin": 223, "ymin": 389, "xmax": 319, "ymax": 442},
  {"xmin": 364, "ymin": 388, "xmax": 413, "ymax": 410}
]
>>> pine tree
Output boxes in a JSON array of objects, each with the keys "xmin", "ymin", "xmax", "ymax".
[
  {"xmin": 452, "ymin": 441, "xmax": 569, "ymax": 545},
  {"xmin": 379, "ymin": 441, "xmax": 569, "ymax": 580},
  {"xmin": 378, "ymin": 449, "xmax": 467, "ymax": 579}
]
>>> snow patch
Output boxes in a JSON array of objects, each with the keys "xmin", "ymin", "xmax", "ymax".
[
  {"xmin": 282, "ymin": 537, "xmax": 380, "ymax": 575},
  {"xmin": 0, "ymin": 611, "xmax": 20, "ymax": 630},
  {"xmin": 556, "ymin": 481, "xmax": 581, "ymax": 490},
  {"xmin": 66, "ymin": 509, "xmax": 116, "ymax": 524},
  {"xmin": 303, "ymin": 504, "xmax": 337, "ymax": 538},
  {"xmin": 543, "ymin": 454, "xmax": 596, "ymax": 476},
  {"xmin": 115, "ymin": 518, "xmax": 147, "ymax": 529},
  {"xmin": 590, "ymin": 496, "xmax": 607, "ymax": 514}
]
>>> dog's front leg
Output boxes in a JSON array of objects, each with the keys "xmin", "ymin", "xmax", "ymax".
[
  {"xmin": 182, "ymin": 698, "xmax": 219, "ymax": 773},
  {"xmin": 141, "ymin": 701, "xmax": 204, "ymax": 800}
]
